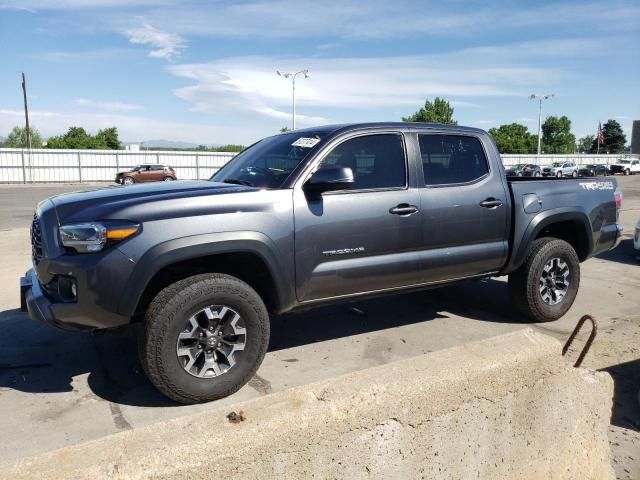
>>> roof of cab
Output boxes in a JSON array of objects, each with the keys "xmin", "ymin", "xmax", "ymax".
[{"xmin": 291, "ymin": 122, "xmax": 488, "ymax": 137}]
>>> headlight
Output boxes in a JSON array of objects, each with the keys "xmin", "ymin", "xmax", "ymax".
[{"xmin": 59, "ymin": 222, "xmax": 140, "ymax": 253}]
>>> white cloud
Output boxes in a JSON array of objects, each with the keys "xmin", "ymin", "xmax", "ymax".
[
  {"xmin": 167, "ymin": 41, "xmax": 568, "ymax": 123},
  {"xmin": 255, "ymin": 107, "xmax": 328, "ymax": 126},
  {"xmin": 117, "ymin": 0, "xmax": 640, "ymax": 41},
  {"xmin": 75, "ymin": 98, "xmax": 144, "ymax": 112},
  {"xmin": 0, "ymin": 109, "xmax": 59, "ymax": 117},
  {"xmin": 125, "ymin": 22, "xmax": 186, "ymax": 60},
  {"xmin": 0, "ymin": 0, "xmax": 168, "ymax": 9},
  {"xmin": 474, "ymin": 120, "xmax": 495, "ymax": 125}
]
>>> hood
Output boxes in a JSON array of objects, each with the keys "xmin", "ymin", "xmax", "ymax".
[{"xmin": 47, "ymin": 180, "xmax": 256, "ymax": 223}]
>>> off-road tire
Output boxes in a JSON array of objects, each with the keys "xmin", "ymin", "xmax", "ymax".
[
  {"xmin": 139, "ymin": 273, "xmax": 270, "ymax": 404},
  {"xmin": 508, "ymin": 237, "xmax": 580, "ymax": 323}
]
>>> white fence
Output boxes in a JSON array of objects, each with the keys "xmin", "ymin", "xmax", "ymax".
[
  {"xmin": 0, "ymin": 149, "xmax": 236, "ymax": 183},
  {"xmin": 0, "ymin": 148, "xmax": 638, "ymax": 184}
]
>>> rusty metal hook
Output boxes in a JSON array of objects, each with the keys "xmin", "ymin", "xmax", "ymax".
[{"xmin": 562, "ymin": 314, "xmax": 598, "ymax": 368}]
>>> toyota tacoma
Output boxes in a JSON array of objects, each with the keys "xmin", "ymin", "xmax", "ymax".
[{"xmin": 20, "ymin": 123, "xmax": 623, "ymax": 404}]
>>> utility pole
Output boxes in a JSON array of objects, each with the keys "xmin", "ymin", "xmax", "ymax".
[
  {"xmin": 276, "ymin": 69, "xmax": 309, "ymax": 130},
  {"xmin": 529, "ymin": 93, "xmax": 554, "ymax": 156},
  {"xmin": 21, "ymin": 72, "xmax": 32, "ymax": 150}
]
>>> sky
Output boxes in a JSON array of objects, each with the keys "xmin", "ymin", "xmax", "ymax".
[{"xmin": 0, "ymin": 0, "xmax": 638, "ymax": 145}]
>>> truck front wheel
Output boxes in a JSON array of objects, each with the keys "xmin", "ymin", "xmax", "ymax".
[
  {"xmin": 139, "ymin": 273, "xmax": 270, "ymax": 404},
  {"xmin": 508, "ymin": 238, "xmax": 580, "ymax": 322}
]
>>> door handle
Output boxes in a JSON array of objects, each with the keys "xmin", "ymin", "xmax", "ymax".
[
  {"xmin": 389, "ymin": 203, "xmax": 419, "ymax": 216},
  {"xmin": 479, "ymin": 198, "xmax": 503, "ymax": 209}
]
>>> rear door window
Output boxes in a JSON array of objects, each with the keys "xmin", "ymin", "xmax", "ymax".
[{"xmin": 418, "ymin": 135, "xmax": 489, "ymax": 186}]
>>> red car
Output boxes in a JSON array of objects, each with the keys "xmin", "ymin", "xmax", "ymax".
[{"xmin": 115, "ymin": 164, "xmax": 177, "ymax": 184}]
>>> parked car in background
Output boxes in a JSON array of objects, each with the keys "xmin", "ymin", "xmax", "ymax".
[
  {"xmin": 578, "ymin": 164, "xmax": 609, "ymax": 177},
  {"xmin": 542, "ymin": 161, "xmax": 579, "ymax": 178},
  {"xmin": 609, "ymin": 159, "xmax": 640, "ymax": 176},
  {"xmin": 115, "ymin": 164, "xmax": 177, "ymax": 184},
  {"xmin": 505, "ymin": 164, "xmax": 542, "ymax": 177}
]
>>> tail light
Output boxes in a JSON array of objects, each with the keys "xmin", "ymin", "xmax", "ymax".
[{"xmin": 614, "ymin": 187, "xmax": 623, "ymax": 221}]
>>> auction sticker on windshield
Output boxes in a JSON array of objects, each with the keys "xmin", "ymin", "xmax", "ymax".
[{"xmin": 292, "ymin": 137, "xmax": 320, "ymax": 148}]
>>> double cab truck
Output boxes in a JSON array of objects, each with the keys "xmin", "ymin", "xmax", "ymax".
[{"xmin": 21, "ymin": 123, "xmax": 623, "ymax": 404}]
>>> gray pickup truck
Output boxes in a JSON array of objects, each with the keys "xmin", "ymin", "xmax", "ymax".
[{"xmin": 21, "ymin": 123, "xmax": 623, "ymax": 403}]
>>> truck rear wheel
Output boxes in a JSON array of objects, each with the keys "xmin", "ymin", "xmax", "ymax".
[
  {"xmin": 139, "ymin": 273, "xmax": 270, "ymax": 404},
  {"xmin": 508, "ymin": 238, "xmax": 580, "ymax": 323}
]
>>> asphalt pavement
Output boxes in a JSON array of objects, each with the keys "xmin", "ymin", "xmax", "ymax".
[{"xmin": 0, "ymin": 177, "xmax": 638, "ymax": 479}]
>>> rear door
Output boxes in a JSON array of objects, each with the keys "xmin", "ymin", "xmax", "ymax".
[
  {"xmin": 415, "ymin": 132, "xmax": 510, "ymax": 282},
  {"xmin": 293, "ymin": 132, "xmax": 423, "ymax": 301},
  {"xmin": 150, "ymin": 164, "xmax": 166, "ymax": 181}
]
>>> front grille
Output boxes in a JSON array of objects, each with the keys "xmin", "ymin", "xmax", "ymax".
[{"xmin": 31, "ymin": 213, "xmax": 43, "ymax": 266}]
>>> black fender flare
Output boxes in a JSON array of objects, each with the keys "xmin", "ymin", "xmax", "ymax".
[
  {"xmin": 117, "ymin": 231, "xmax": 292, "ymax": 316},
  {"xmin": 506, "ymin": 208, "xmax": 593, "ymax": 273}
]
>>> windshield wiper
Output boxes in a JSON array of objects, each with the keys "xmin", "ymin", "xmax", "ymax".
[{"xmin": 222, "ymin": 178, "xmax": 254, "ymax": 187}]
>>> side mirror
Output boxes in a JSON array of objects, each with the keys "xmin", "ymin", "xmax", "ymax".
[{"xmin": 305, "ymin": 167, "xmax": 354, "ymax": 194}]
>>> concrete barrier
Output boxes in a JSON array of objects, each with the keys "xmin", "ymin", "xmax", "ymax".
[{"xmin": 1, "ymin": 329, "xmax": 614, "ymax": 480}]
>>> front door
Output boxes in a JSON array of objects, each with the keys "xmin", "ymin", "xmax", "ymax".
[
  {"xmin": 416, "ymin": 133, "xmax": 509, "ymax": 282},
  {"xmin": 294, "ymin": 132, "xmax": 423, "ymax": 302}
]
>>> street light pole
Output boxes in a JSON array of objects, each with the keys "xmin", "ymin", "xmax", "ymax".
[
  {"xmin": 529, "ymin": 93, "xmax": 554, "ymax": 156},
  {"xmin": 277, "ymin": 69, "xmax": 309, "ymax": 130}
]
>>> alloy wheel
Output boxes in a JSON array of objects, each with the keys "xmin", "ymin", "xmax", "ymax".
[
  {"xmin": 539, "ymin": 257, "xmax": 570, "ymax": 306},
  {"xmin": 176, "ymin": 305, "xmax": 247, "ymax": 378}
]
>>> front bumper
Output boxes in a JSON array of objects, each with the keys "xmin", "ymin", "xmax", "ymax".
[
  {"xmin": 20, "ymin": 263, "xmax": 132, "ymax": 331},
  {"xmin": 20, "ymin": 268, "xmax": 89, "ymax": 331}
]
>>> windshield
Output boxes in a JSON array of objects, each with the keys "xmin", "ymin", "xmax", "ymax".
[
  {"xmin": 551, "ymin": 162, "xmax": 563, "ymax": 167},
  {"xmin": 211, "ymin": 131, "xmax": 328, "ymax": 189},
  {"xmin": 619, "ymin": 160, "xmax": 630, "ymax": 164}
]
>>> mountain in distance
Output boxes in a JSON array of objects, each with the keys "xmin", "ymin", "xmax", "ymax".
[{"xmin": 134, "ymin": 139, "xmax": 221, "ymax": 149}]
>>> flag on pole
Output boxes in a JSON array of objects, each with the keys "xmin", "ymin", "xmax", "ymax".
[{"xmin": 597, "ymin": 122, "xmax": 604, "ymax": 145}]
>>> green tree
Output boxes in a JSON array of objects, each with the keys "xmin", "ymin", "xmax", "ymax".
[
  {"xmin": 488, "ymin": 123, "xmax": 537, "ymax": 154},
  {"xmin": 2, "ymin": 126, "xmax": 43, "ymax": 148},
  {"xmin": 402, "ymin": 97, "xmax": 457, "ymax": 125},
  {"xmin": 542, "ymin": 116, "xmax": 576, "ymax": 153},
  {"xmin": 280, "ymin": 126, "xmax": 291, "ymax": 133},
  {"xmin": 590, "ymin": 119, "xmax": 626, "ymax": 154},
  {"xmin": 577, "ymin": 135, "xmax": 595, "ymax": 153},
  {"xmin": 95, "ymin": 127, "xmax": 121, "ymax": 150},
  {"xmin": 46, "ymin": 127, "xmax": 103, "ymax": 149}
]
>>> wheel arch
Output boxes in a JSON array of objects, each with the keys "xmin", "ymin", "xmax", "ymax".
[
  {"xmin": 507, "ymin": 209, "xmax": 593, "ymax": 272},
  {"xmin": 118, "ymin": 233, "xmax": 293, "ymax": 318}
]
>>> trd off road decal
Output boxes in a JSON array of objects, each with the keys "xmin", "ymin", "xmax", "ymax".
[
  {"xmin": 579, "ymin": 181, "xmax": 615, "ymax": 191},
  {"xmin": 322, "ymin": 247, "xmax": 366, "ymax": 256}
]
